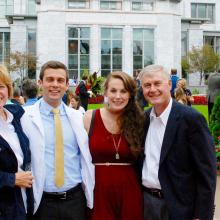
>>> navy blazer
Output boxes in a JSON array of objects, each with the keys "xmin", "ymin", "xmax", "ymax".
[
  {"xmin": 141, "ymin": 100, "xmax": 217, "ymax": 220},
  {"xmin": 0, "ymin": 104, "xmax": 31, "ymax": 220}
]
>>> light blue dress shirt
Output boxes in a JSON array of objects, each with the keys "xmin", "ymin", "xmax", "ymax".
[
  {"xmin": 39, "ymin": 99, "xmax": 82, "ymax": 192},
  {"xmin": 23, "ymin": 98, "xmax": 38, "ymax": 107}
]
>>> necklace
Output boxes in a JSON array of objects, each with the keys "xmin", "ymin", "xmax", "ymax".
[{"xmin": 112, "ymin": 134, "xmax": 122, "ymax": 160}]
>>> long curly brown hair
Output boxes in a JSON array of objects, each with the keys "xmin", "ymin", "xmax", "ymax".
[{"xmin": 104, "ymin": 71, "xmax": 145, "ymax": 156}]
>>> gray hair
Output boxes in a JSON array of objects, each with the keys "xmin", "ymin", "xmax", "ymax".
[{"xmin": 139, "ymin": 64, "xmax": 170, "ymax": 81}]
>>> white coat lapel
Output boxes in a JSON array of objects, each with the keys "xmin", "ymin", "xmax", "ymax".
[{"xmin": 24, "ymin": 100, "xmax": 45, "ymax": 138}]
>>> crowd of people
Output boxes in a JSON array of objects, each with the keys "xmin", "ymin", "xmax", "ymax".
[{"xmin": 0, "ymin": 61, "xmax": 217, "ymax": 220}]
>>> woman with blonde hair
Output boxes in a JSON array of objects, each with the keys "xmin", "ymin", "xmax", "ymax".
[
  {"xmin": 177, "ymin": 78, "xmax": 194, "ymax": 106},
  {"xmin": 0, "ymin": 65, "xmax": 34, "ymax": 219},
  {"xmin": 84, "ymin": 71, "xmax": 144, "ymax": 220}
]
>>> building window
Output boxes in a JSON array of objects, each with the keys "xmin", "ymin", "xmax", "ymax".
[
  {"xmin": 204, "ymin": 36, "xmax": 220, "ymax": 57},
  {"xmin": 181, "ymin": 31, "xmax": 188, "ymax": 58},
  {"xmin": 191, "ymin": 3, "xmax": 215, "ymax": 23},
  {"xmin": 68, "ymin": 0, "xmax": 90, "ymax": 9},
  {"xmin": 101, "ymin": 28, "xmax": 122, "ymax": 77},
  {"xmin": 100, "ymin": 0, "xmax": 122, "ymax": 10},
  {"xmin": 0, "ymin": 0, "xmax": 13, "ymax": 18},
  {"xmin": 0, "ymin": 32, "xmax": 10, "ymax": 64},
  {"xmin": 132, "ymin": 0, "xmax": 154, "ymax": 11},
  {"xmin": 27, "ymin": 30, "xmax": 36, "ymax": 79},
  {"xmin": 133, "ymin": 28, "xmax": 154, "ymax": 76},
  {"xmin": 68, "ymin": 27, "xmax": 90, "ymax": 80},
  {"xmin": 27, "ymin": 0, "xmax": 36, "ymax": 15}
]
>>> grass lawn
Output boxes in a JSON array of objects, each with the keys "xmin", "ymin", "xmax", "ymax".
[
  {"xmin": 192, "ymin": 105, "xmax": 208, "ymax": 123},
  {"xmin": 88, "ymin": 104, "xmax": 208, "ymax": 123}
]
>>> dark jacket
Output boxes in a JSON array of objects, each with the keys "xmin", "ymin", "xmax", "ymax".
[
  {"xmin": 0, "ymin": 104, "xmax": 31, "ymax": 220},
  {"xmin": 140, "ymin": 100, "xmax": 216, "ymax": 220},
  {"xmin": 78, "ymin": 81, "xmax": 90, "ymax": 111}
]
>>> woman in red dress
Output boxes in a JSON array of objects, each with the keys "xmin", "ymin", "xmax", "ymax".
[{"xmin": 84, "ymin": 71, "xmax": 145, "ymax": 220}]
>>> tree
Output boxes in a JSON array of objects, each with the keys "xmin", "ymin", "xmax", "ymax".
[
  {"xmin": 5, "ymin": 51, "xmax": 37, "ymax": 83},
  {"xmin": 182, "ymin": 44, "xmax": 220, "ymax": 85}
]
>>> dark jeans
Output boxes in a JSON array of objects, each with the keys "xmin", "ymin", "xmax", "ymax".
[
  {"xmin": 143, "ymin": 191, "xmax": 170, "ymax": 220},
  {"xmin": 30, "ymin": 185, "xmax": 86, "ymax": 220}
]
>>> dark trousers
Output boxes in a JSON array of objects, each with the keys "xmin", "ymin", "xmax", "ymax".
[
  {"xmin": 143, "ymin": 191, "xmax": 170, "ymax": 220},
  {"xmin": 208, "ymin": 101, "xmax": 214, "ymax": 122},
  {"xmin": 31, "ymin": 185, "xmax": 86, "ymax": 220}
]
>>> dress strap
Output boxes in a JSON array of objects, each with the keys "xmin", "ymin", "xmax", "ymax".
[{"xmin": 89, "ymin": 109, "xmax": 96, "ymax": 138}]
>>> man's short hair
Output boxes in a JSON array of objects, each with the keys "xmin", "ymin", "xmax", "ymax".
[
  {"xmin": 82, "ymin": 75, "xmax": 88, "ymax": 81},
  {"xmin": 39, "ymin": 60, "xmax": 69, "ymax": 82},
  {"xmin": 139, "ymin": 64, "xmax": 170, "ymax": 81},
  {"xmin": 171, "ymin": 68, "xmax": 177, "ymax": 75},
  {"xmin": 13, "ymin": 87, "xmax": 21, "ymax": 98},
  {"xmin": 22, "ymin": 79, "xmax": 38, "ymax": 99}
]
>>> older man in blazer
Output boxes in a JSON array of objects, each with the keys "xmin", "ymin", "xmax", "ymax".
[
  {"xmin": 23, "ymin": 61, "xmax": 94, "ymax": 220},
  {"xmin": 140, "ymin": 65, "xmax": 216, "ymax": 220},
  {"xmin": 207, "ymin": 69, "xmax": 220, "ymax": 121}
]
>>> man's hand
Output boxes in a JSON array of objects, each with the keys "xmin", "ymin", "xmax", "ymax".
[{"xmin": 15, "ymin": 171, "xmax": 34, "ymax": 188}]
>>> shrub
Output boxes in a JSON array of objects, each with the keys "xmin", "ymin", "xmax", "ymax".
[
  {"xmin": 192, "ymin": 88, "xmax": 200, "ymax": 95},
  {"xmin": 210, "ymin": 95, "xmax": 220, "ymax": 173}
]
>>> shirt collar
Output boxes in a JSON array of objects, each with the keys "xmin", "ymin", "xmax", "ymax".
[
  {"xmin": 2, "ymin": 107, "xmax": 14, "ymax": 124},
  {"xmin": 39, "ymin": 99, "xmax": 66, "ymax": 116},
  {"xmin": 150, "ymin": 98, "xmax": 172, "ymax": 126}
]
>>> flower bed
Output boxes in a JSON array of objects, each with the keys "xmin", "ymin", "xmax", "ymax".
[
  {"xmin": 88, "ymin": 95, "xmax": 104, "ymax": 104},
  {"xmin": 192, "ymin": 95, "xmax": 207, "ymax": 105}
]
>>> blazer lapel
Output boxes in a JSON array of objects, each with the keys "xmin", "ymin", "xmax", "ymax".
[{"xmin": 159, "ymin": 101, "xmax": 181, "ymax": 165}]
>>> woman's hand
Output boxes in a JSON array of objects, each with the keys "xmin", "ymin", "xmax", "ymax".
[{"xmin": 15, "ymin": 171, "xmax": 34, "ymax": 188}]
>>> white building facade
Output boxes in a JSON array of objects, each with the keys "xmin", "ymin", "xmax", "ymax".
[{"xmin": 0, "ymin": 0, "xmax": 219, "ymax": 81}]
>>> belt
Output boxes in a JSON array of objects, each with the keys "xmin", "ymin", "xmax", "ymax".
[
  {"xmin": 143, "ymin": 186, "xmax": 164, "ymax": 199},
  {"xmin": 94, "ymin": 162, "xmax": 132, "ymax": 166},
  {"xmin": 43, "ymin": 183, "xmax": 82, "ymax": 200}
]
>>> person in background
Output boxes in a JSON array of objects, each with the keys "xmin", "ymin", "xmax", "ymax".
[
  {"xmin": 140, "ymin": 64, "xmax": 216, "ymax": 220},
  {"xmin": 207, "ymin": 69, "xmax": 220, "ymax": 121},
  {"xmin": 136, "ymin": 86, "xmax": 148, "ymax": 110},
  {"xmin": 0, "ymin": 65, "xmax": 34, "ymax": 220},
  {"xmin": 174, "ymin": 87, "xmax": 187, "ymax": 105},
  {"xmin": 11, "ymin": 87, "xmax": 25, "ymax": 105},
  {"xmin": 84, "ymin": 71, "xmax": 144, "ymax": 220},
  {"xmin": 78, "ymin": 75, "xmax": 92, "ymax": 111},
  {"xmin": 67, "ymin": 90, "xmax": 85, "ymax": 114},
  {"xmin": 24, "ymin": 60, "xmax": 94, "ymax": 220},
  {"xmin": 22, "ymin": 79, "xmax": 38, "ymax": 107},
  {"xmin": 176, "ymin": 78, "xmax": 194, "ymax": 106},
  {"xmin": 170, "ymin": 68, "xmax": 179, "ymax": 98}
]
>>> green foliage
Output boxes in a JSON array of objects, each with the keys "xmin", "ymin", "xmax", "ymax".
[
  {"xmin": 5, "ymin": 51, "xmax": 37, "ymax": 83},
  {"xmin": 210, "ymin": 95, "xmax": 220, "ymax": 144},
  {"xmin": 210, "ymin": 95, "xmax": 220, "ymax": 172},
  {"xmin": 192, "ymin": 88, "xmax": 200, "ymax": 95},
  {"xmin": 87, "ymin": 71, "xmax": 105, "ymax": 96},
  {"xmin": 181, "ymin": 44, "xmax": 220, "ymax": 85},
  {"xmin": 82, "ymin": 69, "xmax": 89, "ymax": 78}
]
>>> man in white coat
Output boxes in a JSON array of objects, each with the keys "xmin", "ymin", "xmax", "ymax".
[{"xmin": 24, "ymin": 60, "xmax": 94, "ymax": 220}]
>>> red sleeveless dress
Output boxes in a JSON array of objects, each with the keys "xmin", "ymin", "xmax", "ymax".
[{"xmin": 89, "ymin": 109, "xmax": 143, "ymax": 220}]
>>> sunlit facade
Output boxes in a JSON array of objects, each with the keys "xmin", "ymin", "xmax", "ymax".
[{"xmin": 1, "ymin": 0, "xmax": 219, "ymax": 81}]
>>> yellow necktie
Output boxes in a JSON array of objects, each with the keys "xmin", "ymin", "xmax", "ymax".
[{"xmin": 52, "ymin": 108, "xmax": 64, "ymax": 187}]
